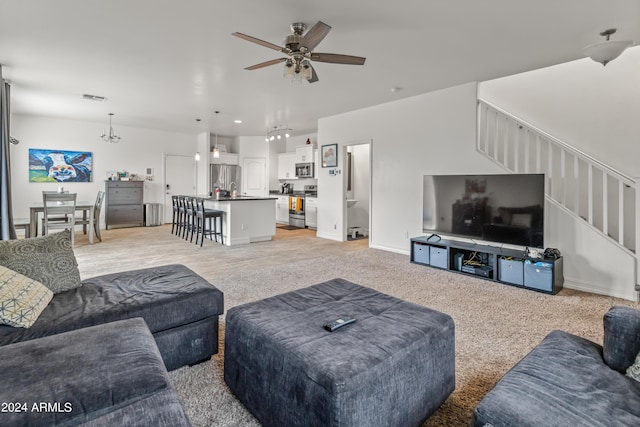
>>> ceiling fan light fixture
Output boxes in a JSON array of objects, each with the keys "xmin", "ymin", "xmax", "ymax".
[{"xmin": 583, "ymin": 29, "xmax": 634, "ymax": 66}]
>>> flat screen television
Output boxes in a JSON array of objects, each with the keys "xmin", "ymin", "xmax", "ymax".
[{"xmin": 422, "ymin": 174, "xmax": 545, "ymax": 248}]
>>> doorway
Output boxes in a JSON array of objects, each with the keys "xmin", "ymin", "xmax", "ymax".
[
  {"xmin": 163, "ymin": 154, "xmax": 196, "ymax": 223},
  {"xmin": 242, "ymin": 157, "xmax": 267, "ymax": 197},
  {"xmin": 344, "ymin": 141, "xmax": 371, "ymax": 242}
]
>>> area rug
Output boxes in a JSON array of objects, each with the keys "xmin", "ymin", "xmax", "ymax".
[
  {"xmin": 169, "ymin": 248, "xmax": 636, "ymax": 426},
  {"xmin": 276, "ymin": 225, "xmax": 302, "ymax": 230}
]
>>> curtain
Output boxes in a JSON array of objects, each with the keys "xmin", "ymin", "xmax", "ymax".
[{"xmin": 0, "ymin": 65, "xmax": 16, "ymax": 240}]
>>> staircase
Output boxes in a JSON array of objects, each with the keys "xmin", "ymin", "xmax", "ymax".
[{"xmin": 477, "ymin": 99, "xmax": 637, "ymax": 258}]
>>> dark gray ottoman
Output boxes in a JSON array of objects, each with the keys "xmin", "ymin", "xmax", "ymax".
[{"xmin": 224, "ymin": 278, "xmax": 455, "ymax": 427}]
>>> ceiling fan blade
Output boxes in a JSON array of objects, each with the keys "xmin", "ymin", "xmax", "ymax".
[
  {"xmin": 310, "ymin": 53, "xmax": 366, "ymax": 65},
  {"xmin": 307, "ymin": 64, "xmax": 319, "ymax": 83},
  {"xmin": 245, "ymin": 58, "xmax": 287, "ymax": 70},
  {"xmin": 301, "ymin": 21, "xmax": 332, "ymax": 51},
  {"xmin": 232, "ymin": 32, "xmax": 285, "ymax": 52}
]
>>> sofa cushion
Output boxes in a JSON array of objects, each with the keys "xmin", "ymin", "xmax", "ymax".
[
  {"xmin": 0, "ymin": 317, "xmax": 184, "ymax": 425},
  {"xmin": 0, "ymin": 265, "xmax": 53, "ymax": 328},
  {"xmin": 0, "ymin": 264, "xmax": 224, "ymax": 346},
  {"xmin": 0, "ymin": 230, "xmax": 81, "ymax": 293},
  {"xmin": 472, "ymin": 330, "xmax": 640, "ymax": 427}
]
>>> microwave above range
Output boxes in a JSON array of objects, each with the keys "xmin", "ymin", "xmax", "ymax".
[{"xmin": 295, "ymin": 162, "xmax": 314, "ymax": 178}]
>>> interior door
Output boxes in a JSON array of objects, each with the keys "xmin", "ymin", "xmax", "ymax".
[
  {"xmin": 242, "ymin": 157, "xmax": 266, "ymax": 197},
  {"xmin": 164, "ymin": 154, "xmax": 196, "ymax": 223}
]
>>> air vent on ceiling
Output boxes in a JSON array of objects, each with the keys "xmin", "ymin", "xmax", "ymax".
[{"xmin": 82, "ymin": 94, "xmax": 106, "ymax": 102}]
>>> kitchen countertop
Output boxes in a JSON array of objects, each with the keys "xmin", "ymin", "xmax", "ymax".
[{"xmin": 200, "ymin": 195, "xmax": 276, "ymax": 201}]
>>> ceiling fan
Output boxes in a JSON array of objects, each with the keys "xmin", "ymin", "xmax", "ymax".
[{"xmin": 232, "ymin": 21, "xmax": 366, "ymax": 83}]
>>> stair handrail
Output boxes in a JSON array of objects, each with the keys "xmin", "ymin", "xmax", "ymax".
[{"xmin": 478, "ymin": 99, "xmax": 636, "ymax": 187}]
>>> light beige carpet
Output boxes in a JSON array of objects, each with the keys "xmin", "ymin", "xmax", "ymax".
[{"xmin": 168, "ymin": 248, "xmax": 639, "ymax": 426}]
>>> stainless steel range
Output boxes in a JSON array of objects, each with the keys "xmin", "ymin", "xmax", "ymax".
[{"xmin": 289, "ymin": 185, "xmax": 317, "ymax": 228}]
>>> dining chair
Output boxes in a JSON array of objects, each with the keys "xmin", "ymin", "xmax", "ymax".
[
  {"xmin": 74, "ymin": 191, "xmax": 105, "ymax": 242},
  {"xmin": 40, "ymin": 190, "xmax": 70, "ymax": 236},
  {"xmin": 42, "ymin": 192, "xmax": 77, "ymax": 248}
]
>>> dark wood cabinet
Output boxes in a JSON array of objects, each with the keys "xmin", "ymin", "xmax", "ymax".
[
  {"xmin": 105, "ymin": 181, "xmax": 143, "ymax": 229},
  {"xmin": 410, "ymin": 236, "xmax": 563, "ymax": 295}
]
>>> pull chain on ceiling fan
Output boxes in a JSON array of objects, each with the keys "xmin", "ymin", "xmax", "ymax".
[{"xmin": 232, "ymin": 21, "xmax": 366, "ymax": 83}]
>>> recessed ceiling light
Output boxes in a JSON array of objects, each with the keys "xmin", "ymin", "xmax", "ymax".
[{"xmin": 234, "ymin": 119, "xmax": 242, "ymax": 124}]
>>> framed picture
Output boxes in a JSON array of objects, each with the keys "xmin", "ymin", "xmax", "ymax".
[
  {"xmin": 29, "ymin": 148, "xmax": 93, "ymax": 183},
  {"xmin": 321, "ymin": 143, "xmax": 338, "ymax": 168}
]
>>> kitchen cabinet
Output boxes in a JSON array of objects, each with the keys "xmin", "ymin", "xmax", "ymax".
[
  {"xmin": 277, "ymin": 153, "xmax": 297, "ymax": 180},
  {"xmin": 210, "ymin": 152, "xmax": 239, "ymax": 165},
  {"xmin": 275, "ymin": 195, "xmax": 289, "ymax": 224},
  {"xmin": 105, "ymin": 181, "xmax": 144, "ymax": 229},
  {"xmin": 305, "ymin": 196, "xmax": 317, "ymax": 229},
  {"xmin": 296, "ymin": 145, "xmax": 314, "ymax": 163}
]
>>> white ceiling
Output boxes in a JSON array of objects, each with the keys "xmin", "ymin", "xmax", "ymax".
[{"xmin": 1, "ymin": 0, "xmax": 639, "ymax": 138}]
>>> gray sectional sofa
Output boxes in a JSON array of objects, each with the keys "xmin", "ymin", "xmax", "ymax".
[
  {"xmin": 0, "ymin": 318, "xmax": 192, "ymax": 426},
  {"xmin": 0, "ymin": 231, "xmax": 224, "ymax": 425},
  {"xmin": 472, "ymin": 306, "xmax": 640, "ymax": 426}
]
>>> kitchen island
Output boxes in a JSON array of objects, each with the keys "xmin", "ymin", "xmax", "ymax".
[{"xmin": 203, "ymin": 196, "xmax": 276, "ymax": 246}]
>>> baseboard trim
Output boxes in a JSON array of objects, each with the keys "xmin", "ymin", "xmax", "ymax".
[
  {"xmin": 369, "ymin": 243, "xmax": 410, "ymax": 256},
  {"xmin": 563, "ymin": 277, "xmax": 637, "ymax": 301}
]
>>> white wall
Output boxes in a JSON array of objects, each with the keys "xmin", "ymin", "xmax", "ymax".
[
  {"xmin": 10, "ymin": 114, "xmax": 197, "ymax": 226},
  {"xmin": 317, "ymin": 82, "xmax": 503, "ymax": 250},
  {"xmin": 478, "ymin": 48, "xmax": 640, "ymax": 300},
  {"xmin": 318, "ymin": 81, "xmax": 637, "ymax": 300},
  {"xmin": 478, "ymin": 46, "xmax": 640, "ymax": 178}
]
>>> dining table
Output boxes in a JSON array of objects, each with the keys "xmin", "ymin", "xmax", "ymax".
[{"xmin": 28, "ymin": 201, "xmax": 94, "ymax": 244}]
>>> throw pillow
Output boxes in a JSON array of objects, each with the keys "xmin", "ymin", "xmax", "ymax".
[
  {"xmin": 626, "ymin": 351, "xmax": 640, "ymax": 382},
  {"xmin": 0, "ymin": 230, "xmax": 82, "ymax": 293},
  {"xmin": 0, "ymin": 265, "xmax": 53, "ymax": 328}
]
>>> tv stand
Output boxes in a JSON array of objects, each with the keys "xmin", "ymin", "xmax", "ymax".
[{"xmin": 410, "ymin": 236, "xmax": 563, "ymax": 294}]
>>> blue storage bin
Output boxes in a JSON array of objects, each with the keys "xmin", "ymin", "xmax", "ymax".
[
  {"xmin": 499, "ymin": 258, "xmax": 524, "ymax": 286},
  {"xmin": 524, "ymin": 261, "xmax": 553, "ymax": 292},
  {"xmin": 413, "ymin": 242, "xmax": 430, "ymax": 265},
  {"xmin": 429, "ymin": 246, "xmax": 448, "ymax": 269}
]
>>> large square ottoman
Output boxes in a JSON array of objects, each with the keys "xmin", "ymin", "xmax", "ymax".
[{"xmin": 224, "ymin": 278, "xmax": 455, "ymax": 427}]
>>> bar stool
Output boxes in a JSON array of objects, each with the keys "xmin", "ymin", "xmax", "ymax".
[
  {"xmin": 195, "ymin": 198, "xmax": 224, "ymax": 246},
  {"xmin": 176, "ymin": 196, "xmax": 187, "ymax": 237},
  {"xmin": 183, "ymin": 197, "xmax": 197, "ymax": 241},
  {"xmin": 171, "ymin": 195, "xmax": 179, "ymax": 234}
]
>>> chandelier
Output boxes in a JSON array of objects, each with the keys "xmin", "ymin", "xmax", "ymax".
[
  {"xmin": 583, "ymin": 28, "xmax": 634, "ymax": 66},
  {"xmin": 100, "ymin": 113, "xmax": 121, "ymax": 143},
  {"xmin": 266, "ymin": 126, "xmax": 292, "ymax": 142}
]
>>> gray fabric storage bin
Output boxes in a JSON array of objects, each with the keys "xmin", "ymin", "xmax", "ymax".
[
  {"xmin": 225, "ymin": 278, "xmax": 455, "ymax": 427},
  {"xmin": 430, "ymin": 246, "xmax": 448, "ymax": 269},
  {"xmin": 413, "ymin": 242, "xmax": 430, "ymax": 264},
  {"xmin": 498, "ymin": 258, "xmax": 524, "ymax": 286},
  {"xmin": 524, "ymin": 262, "xmax": 553, "ymax": 292}
]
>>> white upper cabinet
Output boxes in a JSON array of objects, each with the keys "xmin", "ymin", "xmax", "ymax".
[
  {"xmin": 277, "ymin": 153, "xmax": 297, "ymax": 180},
  {"xmin": 296, "ymin": 145, "xmax": 314, "ymax": 163},
  {"xmin": 210, "ymin": 152, "xmax": 239, "ymax": 165}
]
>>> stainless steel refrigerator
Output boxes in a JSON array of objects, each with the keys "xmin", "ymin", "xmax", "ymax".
[{"xmin": 210, "ymin": 164, "xmax": 241, "ymax": 193}]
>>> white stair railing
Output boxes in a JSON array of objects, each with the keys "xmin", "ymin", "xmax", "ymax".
[{"xmin": 477, "ymin": 99, "xmax": 637, "ymax": 256}]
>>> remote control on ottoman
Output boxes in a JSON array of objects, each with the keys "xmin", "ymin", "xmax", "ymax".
[
  {"xmin": 323, "ymin": 316, "xmax": 356, "ymax": 332},
  {"xmin": 224, "ymin": 278, "xmax": 455, "ymax": 427}
]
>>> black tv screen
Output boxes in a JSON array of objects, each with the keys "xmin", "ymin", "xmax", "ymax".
[{"xmin": 422, "ymin": 174, "xmax": 545, "ymax": 248}]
